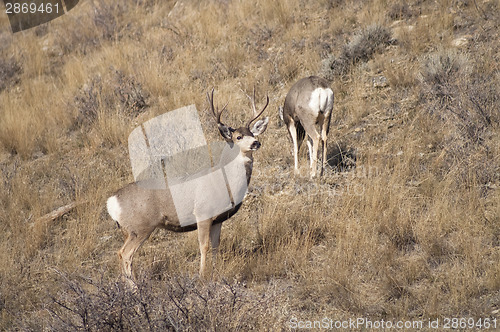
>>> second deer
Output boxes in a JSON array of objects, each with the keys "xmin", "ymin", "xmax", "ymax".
[{"xmin": 280, "ymin": 76, "xmax": 334, "ymax": 177}]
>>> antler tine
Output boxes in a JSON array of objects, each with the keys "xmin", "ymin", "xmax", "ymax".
[
  {"xmin": 207, "ymin": 88, "xmax": 217, "ymax": 119},
  {"xmin": 246, "ymin": 93, "xmax": 269, "ymax": 129},
  {"xmin": 207, "ymin": 88, "xmax": 227, "ymax": 124}
]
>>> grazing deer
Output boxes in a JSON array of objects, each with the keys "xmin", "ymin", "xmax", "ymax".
[
  {"xmin": 280, "ymin": 76, "xmax": 334, "ymax": 177},
  {"xmin": 107, "ymin": 89, "xmax": 269, "ymax": 284}
]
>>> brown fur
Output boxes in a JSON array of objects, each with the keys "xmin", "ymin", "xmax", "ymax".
[
  {"xmin": 108, "ymin": 91, "xmax": 269, "ymax": 285},
  {"xmin": 282, "ymin": 76, "xmax": 334, "ymax": 177}
]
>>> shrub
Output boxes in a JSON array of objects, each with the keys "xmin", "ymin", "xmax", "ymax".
[
  {"xmin": 344, "ymin": 24, "xmax": 392, "ymax": 64},
  {"xmin": 418, "ymin": 48, "xmax": 497, "ymax": 144},
  {"xmin": 419, "ymin": 48, "xmax": 500, "ymax": 187},
  {"xmin": 74, "ymin": 69, "xmax": 148, "ymax": 128},
  {"xmin": 113, "ymin": 70, "xmax": 149, "ymax": 117},
  {"xmin": 387, "ymin": 3, "xmax": 419, "ymax": 20},
  {"xmin": 19, "ymin": 272, "xmax": 286, "ymax": 331},
  {"xmin": 320, "ymin": 24, "xmax": 392, "ymax": 79},
  {"xmin": 0, "ymin": 57, "xmax": 21, "ymax": 92},
  {"xmin": 419, "ymin": 48, "xmax": 470, "ymax": 104},
  {"xmin": 74, "ymin": 75, "xmax": 103, "ymax": 128}
]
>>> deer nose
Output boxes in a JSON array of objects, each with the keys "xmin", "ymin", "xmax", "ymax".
[{"xmin": 251, "ymin": 141, "xmax": 261, "ymax": 150}]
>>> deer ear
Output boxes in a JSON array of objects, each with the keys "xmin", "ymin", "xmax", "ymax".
[
  {"xmin": 251, "ymin": 117, "xmax": 269, "ymax": 136},
  {"xmin": 218, "ymin": 124, "xmax": 234, "ymax": 140}
]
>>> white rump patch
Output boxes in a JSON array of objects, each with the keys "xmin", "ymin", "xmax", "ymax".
[
  {"xmin": 107, "ymin": 196, "xmax": 122, "ymax": 222},
  {"xmin": 308, "ymin": 88, "xmax": 334, "ymax": 116}
]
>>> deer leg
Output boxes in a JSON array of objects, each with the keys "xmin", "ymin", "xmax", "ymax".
[
  {"xmin": 320, "ymin": 124, "xmax": 329, "ymax": 177},
  {"xmin": 209, "ymin": 222, "xmax": 222, "ymax": 273},
  {"xmin": 118, "ymin": 227, "xmax": 154, "ymax": 285},
  {"xmin": 288, "ymin": 122, "xmax": 300, "ymax": 174},
  {"xmin": 310, "ymin": 135, "xmax": 320, "ymax": 178},
  {"xmin": 306, "ymin": 138, "xmax": 313, "ymax": 169},
  {"xmin": 197, "ymin": 219, "xmax": 213, "ymax": 279},
  {"xmin": 320, "ymin": 138, "xmax": 327, "ymax": 176}
]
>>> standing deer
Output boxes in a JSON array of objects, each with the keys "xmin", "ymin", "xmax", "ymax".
[
  {"xmin": 106, "ymin": 89, "xmax": 269, "ymax": 284},
  {"xmin": 280, "ymin": 76, "xmax": 334, "ymax": 177}
]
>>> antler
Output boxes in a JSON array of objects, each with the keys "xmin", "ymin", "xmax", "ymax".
[
  {"xmin": 207, "ymin": 88, "xmax": 228, "ymax": 125},
  {"xmin": 245, "ymin": 87, "xmax": 269, "ymax": 129}
]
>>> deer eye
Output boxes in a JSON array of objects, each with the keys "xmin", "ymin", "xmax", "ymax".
[{"xmin": 236, "ymin": 135, "xmax": 243, "ymax": 140}]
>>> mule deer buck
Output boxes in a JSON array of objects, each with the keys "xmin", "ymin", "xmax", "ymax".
[
  {"xmin": 280, "ymin": 76, "xmax": 334, "ymax": 177},
  {"xmin": 107, "ymin": 89, "xmax": 269, "ymax": 284}
]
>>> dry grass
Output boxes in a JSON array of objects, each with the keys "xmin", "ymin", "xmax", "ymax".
[{"xmin": 1, "ymin": 0, "xmax": 499, "ymax": 330}]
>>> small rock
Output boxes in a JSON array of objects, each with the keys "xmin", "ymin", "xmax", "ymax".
[
  {"xmin": 373, "ymin": 75, "xmax": 388, "ymax": 88},
  {"xmin": 452, "ymin": 36, "xmax": 469, "ymax": 47}
]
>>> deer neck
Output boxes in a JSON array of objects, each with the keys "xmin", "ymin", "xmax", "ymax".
[
  {"xmin": 219, "ymin": 143, "xmax": 254, "ymax": 186},
  {"xmin": 240, "ymin": 151, "xmax": 254, "ymax": 185}
]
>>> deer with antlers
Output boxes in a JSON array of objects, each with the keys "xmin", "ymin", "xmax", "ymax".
[
  {"xmin": 280, "ymin": 76, "xmax": 334, "ymax": 177},
  {"xmin": 106, "ymin": 89, "xmax": 269, "ymax": 285}
]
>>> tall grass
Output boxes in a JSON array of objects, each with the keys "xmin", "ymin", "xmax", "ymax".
[{"xmin": 0, "ymin": 0, "xmax": 499, "ymax": 330}]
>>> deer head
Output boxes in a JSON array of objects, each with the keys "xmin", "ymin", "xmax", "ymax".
[{"xmin": 207, "ymin": 88, "xmax": 269, "ymax": 154}]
